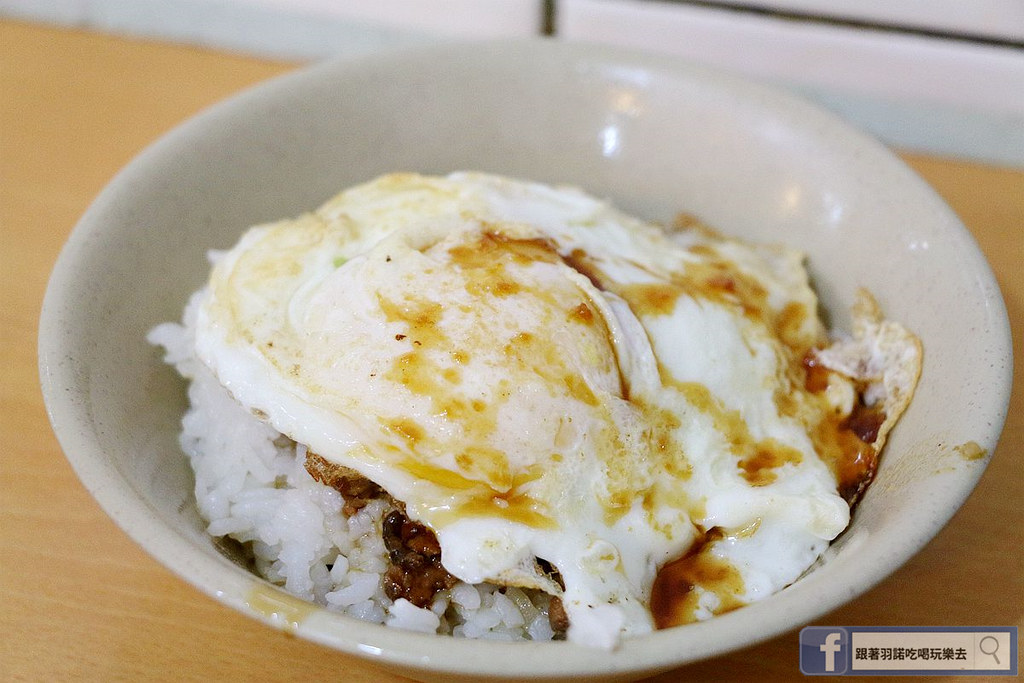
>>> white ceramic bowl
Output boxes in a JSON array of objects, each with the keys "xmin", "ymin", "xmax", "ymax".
[{"xmin": 39, "ymin": 40, "xmax": 1011, "ymax": 682}]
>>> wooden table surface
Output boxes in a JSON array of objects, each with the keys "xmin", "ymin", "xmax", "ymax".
[{"xmin": 2, "ymin": 19, "xmax": 1021, "ymax": 682}]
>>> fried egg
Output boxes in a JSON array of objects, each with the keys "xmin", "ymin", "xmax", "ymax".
[{"xmin": 194, "ymin": 173, "xmax": 920, "ymax": 647}]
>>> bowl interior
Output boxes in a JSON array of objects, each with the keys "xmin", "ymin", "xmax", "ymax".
[{"xmin": 39, "ymin": 40, "xmax": 1011, "ymax": 681}]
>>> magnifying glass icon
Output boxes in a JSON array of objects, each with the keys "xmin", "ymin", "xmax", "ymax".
[{"xmin": 979, "ymin": 635, "xmax": 1001, "ymax": 665}]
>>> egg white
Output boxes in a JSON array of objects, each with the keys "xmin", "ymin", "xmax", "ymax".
[{"xmin": 195, "ymin": 172, "xmax": 851, "ymax": 647}]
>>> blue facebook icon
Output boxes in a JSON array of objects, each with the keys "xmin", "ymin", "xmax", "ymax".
[{"xmin": 800, "ymin": 627, "xmax": 849, "ymax": 675}]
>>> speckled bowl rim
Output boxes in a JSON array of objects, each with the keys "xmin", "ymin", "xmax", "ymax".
[{"xmin": 39, "ymin": 39, "xmax": 1012, "ymax": 681}]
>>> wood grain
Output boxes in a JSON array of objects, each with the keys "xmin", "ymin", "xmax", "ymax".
[{"xmin": 2, "ymin": 19, "xmax": 1020, "ymax": 681}]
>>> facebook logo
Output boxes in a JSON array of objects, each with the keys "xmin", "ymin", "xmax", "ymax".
[{"xmin": 800, "ymin": 627, "xmax": 849, "ymax": 675}]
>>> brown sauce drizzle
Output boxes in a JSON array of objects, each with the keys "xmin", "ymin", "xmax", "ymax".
[
  {"xmin": 737, "ymin": 442, "xmax": 803, "ymax": 486},
  {"xmin": 617, "ymin": 283, "xmax": 682, "ymax": 317},
  {"xmin": 670, "ymin": 212, "xmax": 720, "ymax": 236},
  {"xmin": 376, "ymin": 294, "xmax": 445, "ymax": 349},
  {"xmin": 802, "ymin": 351, "xmax": 831, "ymax": 393},
  {"xmin": 801, "ymin": 352, "xmax": 885, "ymax": 504},
  {"xmin": 562, "ymin": 248, "xmax": 607, "ymax": 291},
  {"xmin": 665, "ymin": 376, "xmax": 804, "ymax": 487},
  {"xmin": 448, "ymin": 230, "xmax": 560, "ymax": 273},
  {"xmin": 833, "ymin": 402, "xmax": 883, "ymax": 503},
  {"xmin": 776, "ymin": 301, "xmax": 811, "ymax": 351},
  {"xmin": 650, "ymin": 528, "xmax": 745, "ymax": 628},
  {"xmin": 845, "ymin": 402, "xmax": 885, "ymax": 445},
  {"xmin": 955, "ymin": 441, "xmax": 986, "ymax": 461},
  {"xmin": 568, "ymin": 301, "xmax": 594, "ymax": 324}
]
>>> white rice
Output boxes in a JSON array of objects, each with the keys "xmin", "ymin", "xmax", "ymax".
[{"xmin": 148, "ymin": 290, "xmax": 555, "ymax": 640}]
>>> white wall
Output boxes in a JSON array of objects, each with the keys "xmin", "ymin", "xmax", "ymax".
[
  {"xmin": 3, "ymin": 0, "xmax": 1022, "ymax": 166},
  {"xmin": 0, "ymin": 0, "xmax": 545, "ymax": 58},
  {"xmin": 559, "ymin": 0, "xmax": 1024, "ymax": 166}
]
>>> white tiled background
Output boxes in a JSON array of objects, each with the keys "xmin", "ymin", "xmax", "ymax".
[
  {"xmin": 689, "ymin": 0, "xmax": 1024, "ymax": 42},
  {"xmin": 3, "ymin": 0, "xmax": 1022, "ymax": 166}
]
